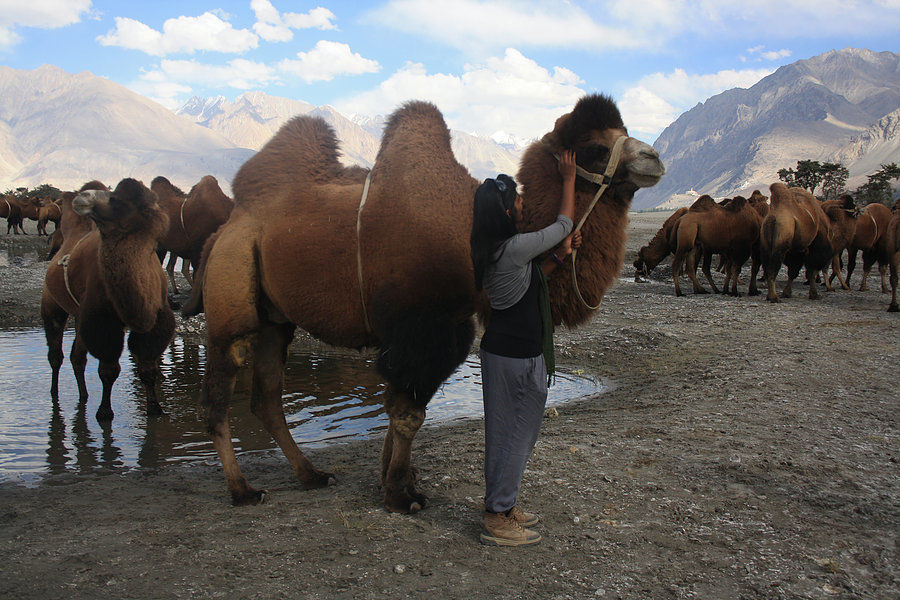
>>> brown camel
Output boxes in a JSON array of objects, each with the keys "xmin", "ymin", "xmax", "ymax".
[
  {"xmin": 152, "ymin": 175, "xmax": 234, "ymax": 294},
  {"xmin": 877, "ymin": 202, "xmax": 900, "ymax": 312},
  {"xmin": 37, "ymin": 199, "xmax": 62, "ymax": 236},
  {"xmin": 633, "ymin": 207, "xmax": 688, "ymax": 281},
  {"xmin": 1, "ymin": 195, "xmax": 25, "ymax": 234},
  {"xmin": 821, "ymin": 194, "xmax": 858, "ymax": 290},
  {"xmin": 41, "ymin": 179, "xmax": 175, "ymax": 422},
  {"xmin": 669, "ymin": 195, "xmax": 762, "ymax": 296},
  {"xmin": 759, "ymin": 183, "xmax": 833, "ymax": 302},
  {"xmin": 846, "ymin": 201, "xmax": 893, "ymax": 291},
  {"xmin": 183, "ymin": 95, "xmax": 664, "ymax": 510}
]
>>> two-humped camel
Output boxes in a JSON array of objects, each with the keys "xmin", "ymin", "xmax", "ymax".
[{"xmin": 185, "ymin": 95, "xmax": 665, "ymax": 510}]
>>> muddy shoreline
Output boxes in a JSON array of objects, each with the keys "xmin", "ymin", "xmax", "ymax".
[{"xmin": 0, "ymin": 213, "xmax": 897, "ymax": 599}]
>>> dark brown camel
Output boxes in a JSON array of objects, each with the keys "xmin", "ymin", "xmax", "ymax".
[
  {"xmin": 877, "ymin": 202, "xmax": 900, "ymax": 312},
  {"xmin": 846, "ymin": 201, "xmax": 893, "ymax": 291},
  {"xmin": 759, "ymin": 183, "xmax": 833, "ymax": 302},
  {"xmin": 37, "ymin": 199, "xmax": 62, "ymax": 236},
  {"xmin": 1, "ymin": 195, "xmax": 25, "ymax": 234},
  {"xmin": 183, "ymin": 95, "xmax": 664, "ymax": 510},
  {"xmin": 669, "ymin": 195, "xmax": 762, "ymax": 296},
  {"xmin": 821, "ymin": 194, "xmax": 858, "ymax": 290},
  {"xmin": 633, "ymin": 207, "xmax": 688, "ymax": 281},
  {"xmin": 41, "ymin": 179, "xmax": 175, "ymax": 422},
  {"xmin": 152, "ymin": 175, "xmax": 234, "ymax": 294}
]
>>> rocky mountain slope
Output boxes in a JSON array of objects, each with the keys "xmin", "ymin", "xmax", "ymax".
[
  {"xmin": 0, "ymin": 65, "xmax": 253, "ymax": 193},
  {"xmin": 639, "ymin": 48, "xmax": 900, "ymax": 209}
]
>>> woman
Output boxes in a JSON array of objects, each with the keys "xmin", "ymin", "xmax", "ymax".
[{"xmin": 471, "ymin": 150, "xmax": 579, "ymax": 546}]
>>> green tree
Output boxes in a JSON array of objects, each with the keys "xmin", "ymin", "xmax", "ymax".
[
  {"xmin": 854, "ymin": 163, "xmax": 900, "ymax": 207},
  {"xmin": 819, "ymin": 162, "xmax": 849, "ymax": 201},
  {"xmin": 795, "ymin": 160, "xmax": 824, "ymax": 195},
  {"xmin": 777, "ymin": 167, "xmax": 797, "ymax": 186}
]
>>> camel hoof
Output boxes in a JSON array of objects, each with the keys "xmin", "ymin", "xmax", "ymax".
[
  {"xmin": 301, "ymin": 470, "xmax": 336, "ymax": 490},
  {"xmin": 888, "ymin": 304, "xmax": 899, "ymax": 313},
  {"xmin": 748, "ymin": 289, "xmax": 760, "ymax": 297},
  {"xmin": 695, "ymin": 288, "xmax": 709, "ymax": 295},
  {"xmin": 766, "ymin": 296, "xmax": 780, "ymax": 304},
  {"xmin": 232, "ymin": 488, "xmax": 267, "ymax": 506}
]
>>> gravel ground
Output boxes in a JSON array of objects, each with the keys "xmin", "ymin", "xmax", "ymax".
[{"xmin": 0, "ymin": 212, "xmax": 897, "ymax": 600}]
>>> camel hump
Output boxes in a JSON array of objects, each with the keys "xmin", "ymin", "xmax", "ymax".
[
  {"xmin": 378, "ymin": 101, "xmax": 453, "ymax": 159},
  {"xmin": 79, "ymin": 180, "xmax": 108, "ymax": 192},
  {"xmin": 724, "ymin": 196, "xmax": 748, "ymax": 212},
  {"xmin": 151, "ymin": 176, "xmax": 186, "ymax": 198},
  {"xmin": 232, "ymin": 115, "xmax": 344, "ymax": 205},
  {"xmin": 689, "ymin": 195, "xmax": 716, "ymax": 211}
]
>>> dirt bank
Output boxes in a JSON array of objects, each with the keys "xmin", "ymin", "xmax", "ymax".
[{"xmin": 0, "ymin": 213, "xmax": 897, "ymax": 599}]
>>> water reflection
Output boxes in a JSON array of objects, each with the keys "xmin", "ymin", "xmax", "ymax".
[{"xmin": 0, "ymin": 328, "xmax": 605, "ymax": 485}]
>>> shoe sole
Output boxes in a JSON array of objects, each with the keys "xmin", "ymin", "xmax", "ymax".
[
  {"xmin": 518, "ymin": 517, "xmax": 539, "ymax": 527},
  {"xmin": 479, "ymin": 532, "xmax": 542, "ymax": 547}
]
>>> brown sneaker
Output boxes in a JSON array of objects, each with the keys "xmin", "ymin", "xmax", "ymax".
[
  {"xmin": 508, "ymin": 506, "xmax": 539, "ymax": 527},
  {"xmin": 480, "ymin": 511, "xmax": 542, "ymax": 546}
]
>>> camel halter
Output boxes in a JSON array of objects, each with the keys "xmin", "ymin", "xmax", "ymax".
[
  {"xmin": 553, "ymin": 134, "xmax": 628, "ymax": 310},
  {"xmin": 179, "ymin": 196, "xmax": 190, "ymax": 239},
  {"xmin": 56, "ymin": 231, "xmax": 92, "ymax": 308},
  {"xmin": 356, "ymin": 172, "xmax": 374, "ymax": 334}
]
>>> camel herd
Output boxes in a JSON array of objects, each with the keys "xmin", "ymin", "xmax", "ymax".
[
  {"xmin": 634, "ymin": 184, "xmax": 900, "ymax": 312},
  {"xmin": 6, "ymin": 95, "xmax": 673, "ymax": 510},
  {"xmin": 1, "ymin": 194, "xmax": 62, "ymax": 236},
  {"xmin": 5, "ymin": 93, "xmax": 895, "ymax": 513}
]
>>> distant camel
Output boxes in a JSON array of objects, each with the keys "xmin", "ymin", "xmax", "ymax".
[
  {"xmin": 846, "ymin": 201, "xmax": 893, "ymax": 291},
  {"xmin": 151, "ymin": 175, "xmax": 234, "ymax": 294},
  {"xmin": 1, "ymin": 195, "xmax": 25, "ymax": 234},
  {"xmin": 877, "ymin": 203, "xmax": 900, "ymax": 312},
  {"xmin": 37, "ymin": 199, "xmax": 62, "ymax": 236},
  {"xmin": 759, "ymin": 183, "xmax": 832, "ymax": 302},
  {"xmin": 633, "ymin": 207, "xmax": 688, "ymax": 281},
  {"xmin": 670, "ymin": 195, "xmax": 762, "ymax": 296},
  {"xmin": 184, "ymin": 95, "xmax": 665, "ymax": 509},
  {"xmin": 41, "ymin": 179, "xmax": 175, "ymax": 422},
  {"xmin": 821, "ymin": 194, "xmax": 858, "ymax": 290}
]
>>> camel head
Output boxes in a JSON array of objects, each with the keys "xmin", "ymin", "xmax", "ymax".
[
  {"xmin": 545, "ymin": 94, "xmax": 665, "ymax": 193},
  {"xmin": 73, "ymin": 178, "xmax": 169, "ymax": 240}
]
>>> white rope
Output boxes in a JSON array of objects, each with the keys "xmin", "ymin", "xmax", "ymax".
[{"xmin": 57, "ymin": 231, "xmax": 92, "ymax": 308}]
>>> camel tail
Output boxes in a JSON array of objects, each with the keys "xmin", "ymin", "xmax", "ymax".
[{"xmin": 181, "ymin": 230, "xmax": 220, "ymax": 317}]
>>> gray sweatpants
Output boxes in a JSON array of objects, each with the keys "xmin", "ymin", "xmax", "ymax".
[{"xmin": 480, "ymin": 349, "xmax": 548, "ymax": 514}]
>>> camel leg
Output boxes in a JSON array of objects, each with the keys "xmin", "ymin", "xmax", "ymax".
[
  {"xmin": 70, "ymin": 332, "xmax": 90, "ymax": 404},
  {"xmin": 879, "ymin": 264, "xmax": 889, "ymax": 293},
  {"xmin": 687, "ymin": 250, "xmax": 708, "ymax": 294},
  {"xmin": 888, "ymin": 260, "xmax": 899, "ymax": 312},
  {"xmin": 808, "ymin": 269, "xmax": 820, "ymax": 300},
  {"xmin": 748, "ymin": 254, "xmax": 761, "ymax": 296},
  {"xmin": 127, "ymin": 307, "xmax": 176, "ymax": 418},
  {"xmin": 250, "ymin": 322, "xmax": 334, "ymax": 489},
  {"xmin": 859, "ymin": 251, "xmax": 876, "ymax": 291},
  {"xmin": 42, "ymin": 301, "xmax": 68, "ymax": 401},
  {"xmin": 381, "ymin": 387, "xmax": 427, "ymax": 513},
  {"xmin": 671, "ymin": 250, "xmax": 686, "ymax": 296},
  {"xmin": 702, "ymin": 252, "xmax": 720, "ymax": 293},
  {"xmin": 165, "ymin": 253, "xmax": 179, "ymax": 295},
  {"xmin": 846, "ymin": 248, "xmax": 858, "ymax": 288},
  {"xmin": 182, "ymin": 257, "xmax": 193, "ymax": 285},
  {"xmin": 831, "ymin": 255, "xmax": 850, "ymax": 290},
  {"xmin": 204, "ymin": 339, "xmax": 264, "ymax": 505}
]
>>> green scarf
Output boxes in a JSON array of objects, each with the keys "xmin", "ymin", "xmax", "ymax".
[{"xmin": 532, "ymin": 260, "xmax": 555, "ymax": 387}]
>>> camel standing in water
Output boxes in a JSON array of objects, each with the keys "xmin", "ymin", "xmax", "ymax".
[
  {"xmin": 152, "ymin": 175, "xmax": 234, "ymax": 294},
  {"xmin": 185, "ymin": 95, "xmax": 665, "ymax": 510},
  {"xmin": 41, "ymin": 179, "xmax": 175, "ymax": 421},
  {"xmin": 1, "ymin": 195, "xmax": 25, "ymax": 234},
  {"xmin": 760, "ymin": 183, "xmax": 833, "ymax": 302}
]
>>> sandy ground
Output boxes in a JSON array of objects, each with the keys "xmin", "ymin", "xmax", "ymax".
[{"xmin": 0, "ymin": 213, "xmax": 897, "ymax": 600}]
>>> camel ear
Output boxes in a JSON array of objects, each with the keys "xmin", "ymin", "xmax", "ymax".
[{"xmin": 551, "ymin": 112, "xmax": 574, "ymax": 148}]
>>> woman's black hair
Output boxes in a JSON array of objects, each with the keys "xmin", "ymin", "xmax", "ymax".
[{"xmin": 471, "ymin": 174, "xmax": 518, "ymax": 290}]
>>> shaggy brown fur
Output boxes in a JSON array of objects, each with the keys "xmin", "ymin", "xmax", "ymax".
[
  {"xmin": 669, "ymin": 195, "xmax": 763, "ymax": 296},
  {"xmin": 41, "ymin": 179, "xmax": 174, "ymax": 422},
  {"xmin": 517, "ymin": 94, "xmax": 665, "ymax": 326},
  {"xmin": 759, "ymin": 183, "xmax": 833, "ymax": 302},
  {"xmin": 186, "ymin": 95, "xmax": 663, "ymax": 511},
  {"xmin": 846, "ymin": 202, "xmax": 893, "ymax": 291},
  {"xmin": 633, "ymin": 207, "xmax": 688, "ymax": 280},
  {"xmin": 152, "ymin": 175, "xmax": 234, "ymax": 294},
  {"xmin": 37, "ymin": 199, "xmax": 61, "ymax": 236},
  {"xmin": 821, "ymin": 194, "xmax": 859, "ymax": 290}
]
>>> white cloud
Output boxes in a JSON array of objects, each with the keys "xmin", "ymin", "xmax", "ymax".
[
  {"xmin": 130, "ymin": 58, "xmax": 279, "ymax": 107},
  {"xmin": 618, "ymin": 67, "xmax": 774, "ymax": 141},
  {"xmin": 761, "ymin": 49, "xmax": 792, "ymax": 60},
  {"xmin": 278, "ymin": 41, "xmax": 379, "ymax": 83},
  {"xmin": 335, "ymin": 48, "xmax": 585, "ymax": 143},
  {"xmin": 97, "ymin": 12, "xmax": 258, "ymax": 56},
  {"xmin": 367, "ymin": 0, "xmax": 644, "ymax": 52},
  {"xmin": 0, "ymin": 0, "xmax": 92, "ymax": 50},
  {"xmin": 251, "ymin": 0, "xmax": 336, "ymax": 42}
]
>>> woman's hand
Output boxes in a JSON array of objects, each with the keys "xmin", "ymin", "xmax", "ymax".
[
  {"xmin": 558, "ymin": 230, "xmax": 582, "ymax": 256},
  {"xmin": 558, "ymin": 150, "xmax": 576, "ymax": 182}
]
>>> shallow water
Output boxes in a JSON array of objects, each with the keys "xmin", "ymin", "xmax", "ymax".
[{"xmin": 0, "ymin": 328, "xmax": 604, "ymax": 486}]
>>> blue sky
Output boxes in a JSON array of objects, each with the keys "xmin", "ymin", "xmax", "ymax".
[{"xmin": 1, "ymin": 1, "xmax": 898, "ymax": 145}]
